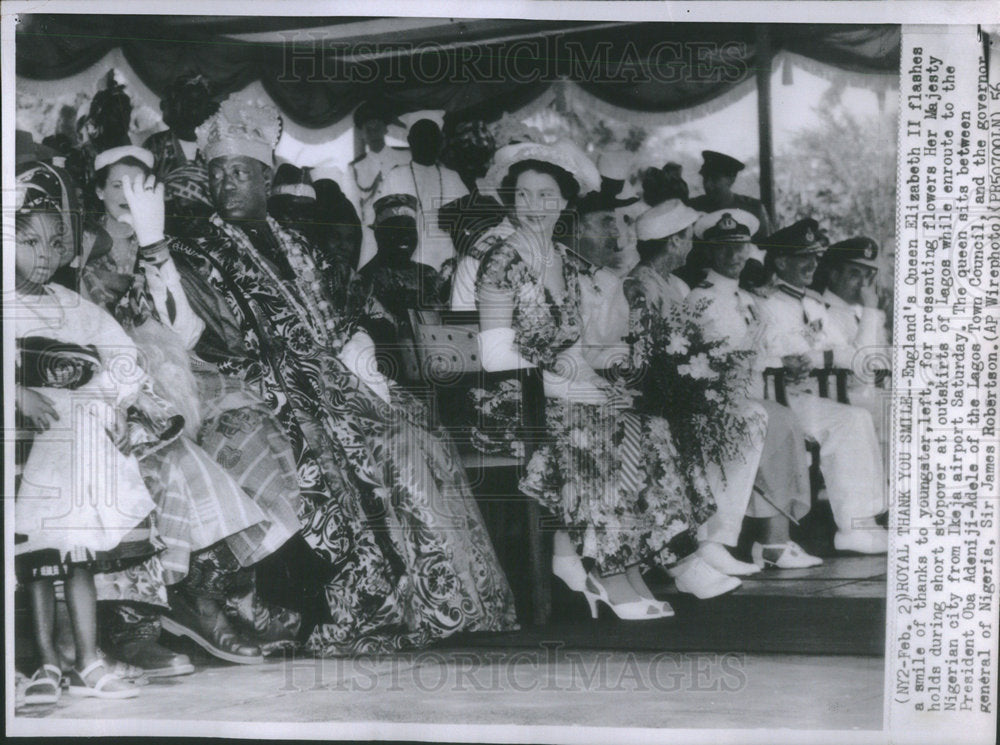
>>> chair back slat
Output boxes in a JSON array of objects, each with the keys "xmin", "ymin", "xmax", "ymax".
[{"xmin": 409, "ymin": 309, "xmax": 483, "ymax": 382}]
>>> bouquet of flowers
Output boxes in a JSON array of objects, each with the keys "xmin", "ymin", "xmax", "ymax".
[{"xmin": 629, "ymin": 298, "xmax": 764, "ymax": 489}]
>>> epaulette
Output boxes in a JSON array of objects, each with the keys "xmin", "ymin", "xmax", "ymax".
[
  {"xmin": 776, "ymin": 283, "xmax": 805, "ymax": 301},
  {"xmin": 695, "ymin": 280, "xmax": 714, "ymax": 289},
  {"xmin": 749, "ymin": 284, "xmax": 774, "ymax": 298},
  {"xmin": 804, "ymin": 288, "xmax": 825, "ymax": 303}
]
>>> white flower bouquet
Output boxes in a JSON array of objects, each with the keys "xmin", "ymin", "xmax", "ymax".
[{"xmin": 631, "ymin": 298, "xmax": 762, "ymax": 485}]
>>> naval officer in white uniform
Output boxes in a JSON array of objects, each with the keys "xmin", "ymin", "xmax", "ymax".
[{"xmin": 754, "ymin": 219, "xmax": 888, "ymax": 554}]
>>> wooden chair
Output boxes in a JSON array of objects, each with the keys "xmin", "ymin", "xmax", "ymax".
[{"xmin": 409, "ymin": 308, "xmax": 552, "ymax": 626}]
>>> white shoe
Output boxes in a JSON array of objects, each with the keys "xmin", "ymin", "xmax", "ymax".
[
  {"xmin": 552, "ymin": 552, "xmax": 588, "ymax": 592},
  {"xmin": 834, "ymin": 529, "xmax": 888, "ymax": 554},
  {"xmin": 751, "ymin": 541, "xmax": 823, "ymax": 569},
  {"xmin": 697, "ymin": 542, "xmax": 761, "ymax": 576},
  {"xmin": 669, "ymin": 556, "xmax": 742, "ymax": 599},
  {"xmin": 583, "ymin": 574, "xmax": 675, "ymax": 620}
]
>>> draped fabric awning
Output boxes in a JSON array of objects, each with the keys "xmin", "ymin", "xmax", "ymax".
[{"xmin": 17, "ymin": 15, "xmax": 899, "ymax": 128}]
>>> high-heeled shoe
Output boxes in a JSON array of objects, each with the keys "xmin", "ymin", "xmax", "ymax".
[
  {"xmin": 582, "ymin": 574, "xmax": 675, "ymax": 620},
  {"xmin": 552, "ymin": 552, "xmax": 588, "ymax": 592}
]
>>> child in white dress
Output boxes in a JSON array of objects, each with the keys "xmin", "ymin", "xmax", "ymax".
[{"xmin": 15, "ymin": 195, "xmax": 150, "ymax": 701}]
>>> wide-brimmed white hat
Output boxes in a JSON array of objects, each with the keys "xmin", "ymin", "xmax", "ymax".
[
  {"xmin": 635, "ymin": 199, "xmax": 702, "ymax": 241},
  {"xmin": 485, "ymin": 139, "xmax": 601, "ymax": 198}
]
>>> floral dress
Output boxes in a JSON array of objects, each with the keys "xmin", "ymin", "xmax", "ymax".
[{"xmin": 475, "ymin": 239, "xmax": 716, "ymax": 573}]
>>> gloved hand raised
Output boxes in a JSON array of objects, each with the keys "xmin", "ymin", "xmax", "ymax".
[{"xmin": 118, "ymin": 173, "xmax": 166, "ymax": 247}]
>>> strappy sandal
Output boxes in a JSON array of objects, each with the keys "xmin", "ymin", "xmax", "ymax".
[
  {"xmin": 66, "ymin": 659, "xmax": 140, "ymax": 699},
  {"xmin": 98, "ymin": 650, "xmax": 150, "ymax": 686},
  {"xmin": 752, "ymin": 541, "xmax": 824, "ymax": 569},
  {"xmin": 23, "ymin": 665, "xmax": 62, "ymax": 705}
]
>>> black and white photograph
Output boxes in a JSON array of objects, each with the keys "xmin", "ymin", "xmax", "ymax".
[{"xmin": 3, "ymin": 4, "xmax": 997, "ymax": 743}]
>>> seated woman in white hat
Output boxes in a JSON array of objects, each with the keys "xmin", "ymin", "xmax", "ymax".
[
  {"xmin": 475, "ymin": 140, "xmax": 744, "ymax": 619},
  {"xmin": 623, "ymin": 204, "xmax": 816, "ymax": 575}
]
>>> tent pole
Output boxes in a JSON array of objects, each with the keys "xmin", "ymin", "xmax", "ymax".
[{"xmin": 755, "ymin": 23, "xmax": 775, "ymax": 222}]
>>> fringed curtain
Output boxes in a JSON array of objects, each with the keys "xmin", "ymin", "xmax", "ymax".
[{"xmin": 17, "ymin": 15, "xmax": 900, "ymax": 127}]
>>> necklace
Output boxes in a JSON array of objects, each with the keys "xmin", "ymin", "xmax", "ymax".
[{"xmin": 408, "ymin": 162, "xmax": 444, "ymax": 214}]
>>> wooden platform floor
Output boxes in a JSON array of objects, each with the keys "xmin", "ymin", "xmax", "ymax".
[
  {"xmin": 14, "ymin": 651, "xmax": 883, "ymax": 732},
  {"xmin": 453, "ymin": 554, "xmax": 887, "ymax": 656},
  {"xmin": 13, "ymin": 557, "xmax": 886, "ymax": 731}
]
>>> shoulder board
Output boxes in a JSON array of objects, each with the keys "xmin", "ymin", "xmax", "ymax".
[
  {"xmin": 804, "ymin": 288, "xmax": 825, "ymax": 303},
  {"xmin": 776, "ymin": 283, "xmax": 805, "ymax": 301},
  {"xmin": 695, "ymin": 280, "xmax": 714, "ymax": 289},
  {"xmin": 749, "ymin": 284, "xmax": 774, "ymax": 298}
]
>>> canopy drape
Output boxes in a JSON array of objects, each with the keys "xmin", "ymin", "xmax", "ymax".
[{"xmin": 17, "ymin": 15, "xmax": 899, "ymax": 127}]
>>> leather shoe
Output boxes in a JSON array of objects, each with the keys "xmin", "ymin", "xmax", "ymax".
[
  {"xmin": 162, "ymin": 591, "xmax": 264, "ymax": 665},
  {"xmin": 230, "ymin": 614, "xmax": 299, "ymax": 657},
  {"xmin": 112, "ymin": 640, "xmax": 195, "ymax": 678}
]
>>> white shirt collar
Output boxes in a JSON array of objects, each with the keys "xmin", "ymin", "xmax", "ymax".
[{"xmin": 704, "ymin": 268, "xmax": 740, "ymax": 291}]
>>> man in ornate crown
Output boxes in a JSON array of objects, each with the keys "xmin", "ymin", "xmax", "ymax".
[{"xmin": 168, "ymin": 96, "xmax": 516, "ymax": 656}]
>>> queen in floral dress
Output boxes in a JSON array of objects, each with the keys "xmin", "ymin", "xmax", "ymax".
[{"xmin": 475, "ymin": 141, "xmax": 738, "ymax": 617}]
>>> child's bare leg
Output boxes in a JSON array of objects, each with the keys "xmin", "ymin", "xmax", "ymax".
[
  {"xmin": 762, "ymin": 514, "xmax": 791, "ymax": 544},
  {"xmin": 64, "ymin": 567, "xmax": 99, "ymax": 670},
  {"xmin": 28, "ymin": 579, "xmax": 60, "ymax": 668},
  {"xmin": 63, "ymin": 566, "xmax": 136, "ymax": 695}
]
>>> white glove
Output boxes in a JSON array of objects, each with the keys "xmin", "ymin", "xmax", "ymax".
[
  {"xmin": 338, "ymin": 331, "xmax": 392, "ymax": 404},
  {"xmin": 542, "ymin": 344, "xmax": 623, "ymax": 407},
  {"xmin": 478, "ymin": 327, "xmax": 536, "ymax": 372},
  {"xmin": 119, "ymin": 173, "xmax": 166, "ymax": 247}
]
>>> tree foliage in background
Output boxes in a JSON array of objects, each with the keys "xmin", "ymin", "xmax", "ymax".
[
  {"xmin": 775, "ymin": 106, "xmax": 897, "ymax": 338},
  {"xmin": 774, "ymin": 108, "xmax": 897, "ymax": 269}
]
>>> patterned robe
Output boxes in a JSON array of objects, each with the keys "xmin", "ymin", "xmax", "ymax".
[
  {"xmin": 170, "ymin": 215, "xmax": 516, "ymax": 655},
  {"xmin": 81, "ymin": 217, "xmax": 304, "ymax": 640}
]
